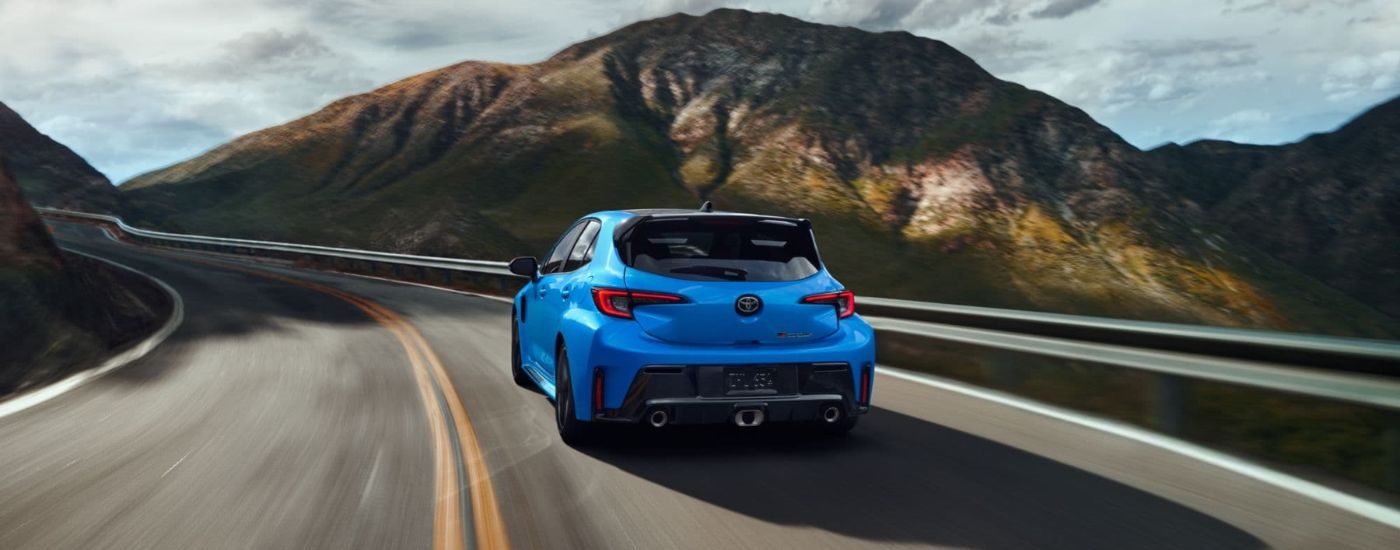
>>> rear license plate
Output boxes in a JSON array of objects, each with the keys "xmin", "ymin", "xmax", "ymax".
[{"xmin": 725, "ymin": 366, "xmax": 778, "ymax": 395}]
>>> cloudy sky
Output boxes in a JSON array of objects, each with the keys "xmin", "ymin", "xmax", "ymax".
[{"xmin": 2, "ymin": 0, "xmax": 1396, "ymax": 183}]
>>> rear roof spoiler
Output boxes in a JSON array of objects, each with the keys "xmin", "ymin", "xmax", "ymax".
[{"xmin": 612, "ymin": 212, "xmax": 812, "ymax": 247}]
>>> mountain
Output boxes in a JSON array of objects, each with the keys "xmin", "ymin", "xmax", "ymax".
[
  {"xmin": 0, "ymin": 101, "xmax": 119, "ymax": 212},
  {"xmin": 1151, "ymin": 96, "xmax": 1400, "ymax": 318},
  {"xmin": 119, "ymin": 9, "xmax": 1397, "ymax": 337},
  {"xmin": 0, "ymin": 157, "xmax": 64, "ymax": 272},
  {"xmin": 0, "ymin": 158, "xmax": 165, "ymax": 393}
]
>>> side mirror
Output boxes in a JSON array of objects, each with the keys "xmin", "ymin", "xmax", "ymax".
[{"xmin": 508, "ymin": 256, "xmax": 539, "ymax": 280}]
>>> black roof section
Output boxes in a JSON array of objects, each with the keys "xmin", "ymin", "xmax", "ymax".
[
  {"xmin": 613, "ymin": 205, "xmax": 812, "ymax": 244},
  {"xmin": 621, "ymin": 208, "xmax": 699, "ymax": 216}
]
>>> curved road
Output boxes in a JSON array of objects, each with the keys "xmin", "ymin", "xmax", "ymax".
[{"xmin": 1, "ymin": 222, "xmax": 1395, "ymax": 549}]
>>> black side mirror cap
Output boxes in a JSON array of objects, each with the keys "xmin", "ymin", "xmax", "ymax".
[{"xmin": 508, "ymin": 256, "xmax": 539, "ymax": 280}]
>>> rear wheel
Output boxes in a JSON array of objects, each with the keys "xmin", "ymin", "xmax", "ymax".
[
  {"xmin": 554, "ymin": 344, "xmax": 592, "ymax": 445},
  {"xmin": 510, "ymin": 314, "xmax": 531, "ymax": 387}
]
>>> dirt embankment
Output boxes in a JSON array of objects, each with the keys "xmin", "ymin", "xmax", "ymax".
[
  {"xmin": 0, "ymin": 250, "xmax": 172, "ymax": 395},
  {"xmin": 1, "ymin": 155, "xmax": 172, "ymax": 397}
]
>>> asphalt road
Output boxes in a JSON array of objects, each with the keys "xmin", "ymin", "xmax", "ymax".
[{"xmin": 1, "ymin": 222, "xmax": 1396, "ymax": 549}]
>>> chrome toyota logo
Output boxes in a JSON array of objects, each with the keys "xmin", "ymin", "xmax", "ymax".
[{"xmin": 735, "ymin": 294, "xmax": 762, "ymax": 316}]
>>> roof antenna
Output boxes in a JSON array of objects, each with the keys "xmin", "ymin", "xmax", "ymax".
[{"xmin": 699, "ymin": 201, "xmax": 714, "ymax": 213}]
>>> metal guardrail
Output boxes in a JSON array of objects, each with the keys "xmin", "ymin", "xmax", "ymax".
[
  {"xmin": 39, "ymin": 206, "xmax": 1400, "ymax": 398},
  {"xmin": 868, "ymin": 317, "xmax": 1400, "ymax": 409},
  {"xmin": 860, "ymin": 298, "xmax": 1400, "ymax": 377},
  {"xmin": 38, "ymin": 208, "xmax": 512, "ymax": 275},
  {"xmin": 39, "ymin": 206, "xmax": 1400, "ymax": 489}
]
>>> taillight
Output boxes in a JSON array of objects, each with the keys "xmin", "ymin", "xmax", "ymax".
[
  {"xmin": 801, "ymin": 290, "xmax": 855, "ymax": 319},
  {"xmin": 591, "ymin": 287, "xmax": 686, "ymax": 319}
]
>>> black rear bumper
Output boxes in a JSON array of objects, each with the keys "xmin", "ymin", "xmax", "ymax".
[{"xmin": 593, "ymin": 362, "xmax": 869, "ymax": 425}]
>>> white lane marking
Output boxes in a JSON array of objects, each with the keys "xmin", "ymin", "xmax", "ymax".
[
  {"xmin": 80, "ymin": 220, "xmax": 1400, "ymax": 528},
  {"xmin": 161, "ymin": 450, "xmax": 191, "ymax": 478},
  {"xmin": 877, "ymin": 366, "xmax": 1400, "ymax": 529},
  {"xmin": 358, "ymin": 448, "xmax": 385, "ymax": 510},
  {"xmin": 0, "ymin": 248, "xmax": 185, "ymax": 420},
  {"xmin": 301, "ymin": 256, "xmax": 1400, "ymax": 525}
]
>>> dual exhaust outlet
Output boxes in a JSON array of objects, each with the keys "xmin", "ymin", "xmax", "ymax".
[
  {"xmin": 647, "ymin": 408, "xmax": 670, "ymax": 428},
  {"xmin": 644, "ymin": 403, "xmax": 843, "ymax": 428}
]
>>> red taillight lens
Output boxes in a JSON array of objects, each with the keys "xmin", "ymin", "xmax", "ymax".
[
  {"xmin": 593, "ymin": 288, "xmax": 633, "ymax": 318},
  {"xmin": 591, "ymin": 288, "xmax": 685, "ymax": 319},
  {"xmin": 801, "ymin": 290, "xmax": 855, "ymax": 319}
]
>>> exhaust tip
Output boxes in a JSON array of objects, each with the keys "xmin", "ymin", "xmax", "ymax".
[
  {"xmin": 734, "ymin": 408, "xmax": 765, "ymax": 427},
  {"xmin": 821, "ymin": 404, "xmax": 842, "ymax": 423},
  {"xmin": 647, "ymin": 408, "xmax": 669, "ymax": 428}
]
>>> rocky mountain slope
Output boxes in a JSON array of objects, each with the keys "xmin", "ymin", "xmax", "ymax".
[
  {"xmin": 0, "ymin": 101, "xmax": 120, "ymax": 212},
  {"xmin": 118, "ymin": 9, "xmax": 1397, "ymax": 336},
  {"xmin": 0, "ymin": 158, "xmax": 166, "ymax": 394},
  {"xmin": 1151, "ymin": 96, "xmax": 1400, "ymax": 319}
]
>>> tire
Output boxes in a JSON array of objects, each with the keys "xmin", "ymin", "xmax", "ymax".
[
  {"xmin": 554, "ymin": 344, "xmax": 593, "ymax": 445},
  {"xmin": 510, "ymin": 314, "xmax": 531, "ymax": 387}
]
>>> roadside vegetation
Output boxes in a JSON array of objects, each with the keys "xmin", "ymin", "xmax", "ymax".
[{"xmin": 0, "ymin": 160, "xmax": 170, "ymax": 397}]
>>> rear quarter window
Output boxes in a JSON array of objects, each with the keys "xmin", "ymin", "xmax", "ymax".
[{"xmin": 623, "ymin": 217, "xmax": 821, "ymax": 282}]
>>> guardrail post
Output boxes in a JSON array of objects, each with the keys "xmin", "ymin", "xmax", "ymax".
[
  {"xmin": 443, "ymin": 269, "xmax": 454, "ymax": 284},
  {"xmin": 1152, "ymin": 373, "xmax": 1187, "ymax": 435}
]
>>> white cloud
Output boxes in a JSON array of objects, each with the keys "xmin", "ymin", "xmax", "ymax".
[
  {"xmin": 1213, "ymin": 108, "xmax": 1272, "ymax": 127},
  {"xmin": 1225, "ymin": 0, "xmax": 1371, "ymax": 15},
  {"xmin": 943, "ymin": 0, "xmax": 1395, "ymax": 147},
  {"xmin": 0, "ymin": 0, "xmax": 1395, "ymax": 182},
  {"xmin": 996, "ymin": 38, "xmax": 1267, "ymax": 119},
  {"xmin": 947, "ymin": 30, "xmax": 1050, "ymax": 73},
  {"xmin": 1322, "ymin": 50, "xmax": 1400, "ymax": 101},
  {"xmin": 1030, "ymin": 0, "xmax": 1104, "ymax": 19},
  {"xmin": 806, "ymin": 0, "xmax": 1106, "ymax": 30}
]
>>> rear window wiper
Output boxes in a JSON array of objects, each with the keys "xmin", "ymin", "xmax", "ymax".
[{"xmin": 669, "ymin": 265, "xmax": 748, "ymax": 281}]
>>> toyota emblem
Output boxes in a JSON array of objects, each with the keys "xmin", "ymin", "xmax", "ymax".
[{"xmin": 735, "ymin": 294, "xmax": 762, "ymax": 316}]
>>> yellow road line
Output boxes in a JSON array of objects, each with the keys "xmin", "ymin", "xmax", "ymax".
[
  {"xmin": 392, "ymin": 314, "xmax": 512, "ymax": 550},
  {"xmin": 163, "ymin": 252, "xmax": 508, "ymax": 550}
]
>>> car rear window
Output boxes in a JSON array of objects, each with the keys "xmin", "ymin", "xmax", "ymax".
[{"xmin": 622, "ymin": 217, "xmax": 821, "ymax": 282}]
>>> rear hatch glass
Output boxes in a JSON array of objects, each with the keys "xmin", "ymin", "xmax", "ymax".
[
  {"xmin": 620, "ymin": 216, "xmax": 838, "ymax": 345},
  {"xmin": 621, "ymin": 216, "xmax": 820, "ymax": 282}
]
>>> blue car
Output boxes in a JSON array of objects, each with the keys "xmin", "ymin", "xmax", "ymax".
[{"xmin": 508, "ymin": 204, "xmax": 876, "ymax": 444}]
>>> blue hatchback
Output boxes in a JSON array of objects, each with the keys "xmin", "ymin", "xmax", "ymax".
[{"xmin": 508, "ymin": 204, "xmax": 876, "ymax": 444}]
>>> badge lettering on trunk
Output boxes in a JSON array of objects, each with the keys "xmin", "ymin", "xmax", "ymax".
[{"xmin": 735, "ymin": 294, "xmax": 762, "ymax": 316}]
